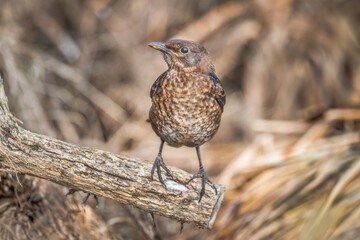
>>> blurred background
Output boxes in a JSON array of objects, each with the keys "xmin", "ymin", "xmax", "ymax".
[{"xmin": 0, "ymin": 0, "xmax": 360, "ymax": 239}]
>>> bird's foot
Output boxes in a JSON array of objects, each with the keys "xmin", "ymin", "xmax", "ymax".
[
  {"xmin": 151, "ymin": 154, "xmax": 174, "ymax": 189},
  {"xmin": 188, "ymin": 168, "xmax": 218, "ymax": 202}
]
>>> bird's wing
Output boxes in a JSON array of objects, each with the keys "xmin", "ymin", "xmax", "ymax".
[
  {"xmin": 150, "ymin": 71, "xmax": 167, "ymax": 98},
  {"xmin": 209, "ymin": 73, "xmax": 226, "ymax": 112}
]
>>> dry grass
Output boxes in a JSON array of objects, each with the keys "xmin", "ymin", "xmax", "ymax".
[
  {"xmin": 0, "ymin": 0, "xmax": 360, "ymax": 239},
  {"xmin": 214, "ymin": 119, "xmax": 360, "ymax": 240}
]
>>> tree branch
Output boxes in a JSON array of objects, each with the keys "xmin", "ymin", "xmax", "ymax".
[{"xmin": 0, "ymin": 76, "xmax": 225, "ymax": 229}]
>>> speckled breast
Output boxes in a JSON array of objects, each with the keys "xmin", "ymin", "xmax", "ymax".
[{"xmin": 149, "ymin": 70, "xmax": 222, "ymax": 147}]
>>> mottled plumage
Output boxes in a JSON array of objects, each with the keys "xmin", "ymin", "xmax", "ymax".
[{"xmin": 148, "ymin": 39, "xmax": 226, "ymax": 202}]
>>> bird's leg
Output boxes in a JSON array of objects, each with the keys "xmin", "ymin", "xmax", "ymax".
[
  {"xmin": 151, "ymin": 140, "xmax": 173, "ymax": 189},
  {"xmin": 188, "ymin": 146, "xmax": 218, "ymax": 202}
]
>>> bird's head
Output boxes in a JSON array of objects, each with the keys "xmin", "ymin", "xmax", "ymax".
[{"xmin": 148, "ymin": 39, "xmax": 215, "ymax": 73}]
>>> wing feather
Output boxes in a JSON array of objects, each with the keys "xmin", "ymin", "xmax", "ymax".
[
  {"xmin": 150, "ymin": 71, "xmax": 168, "ymax": 98},
  {"xmin": 209, "ymin": 73, "xmax": 226, "ymax": 112}
]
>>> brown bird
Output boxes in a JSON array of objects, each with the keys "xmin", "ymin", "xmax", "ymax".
[{"xmin": 148, "ymin": 39, "xmax": 226, "ymax": 202}]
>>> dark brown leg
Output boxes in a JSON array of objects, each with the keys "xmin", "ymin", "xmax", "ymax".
[
  {"xmin": 151, "ymin": 140, "xmax": 173, "ymax": 189},
  {"xmin": 188, "ymin": 146, "xmax": 218, "ymax": 202}
]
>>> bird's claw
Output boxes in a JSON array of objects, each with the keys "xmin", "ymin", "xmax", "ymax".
[
  {"xmin": 151, "ymin": 154, "xmax": 174, "ymax": 189},
  {"xmin": 188, "ymin": 168, "xmax": 218, "ymax": 202}
]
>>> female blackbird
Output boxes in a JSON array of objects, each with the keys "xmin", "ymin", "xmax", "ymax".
[{"xmin": 148, "ymin": 39, "xmax": 225, "ymax": 202}]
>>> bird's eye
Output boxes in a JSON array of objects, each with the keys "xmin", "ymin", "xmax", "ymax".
[{"xmin": 180, "ymin": 47, "xmax": 189, "ymax": 53}]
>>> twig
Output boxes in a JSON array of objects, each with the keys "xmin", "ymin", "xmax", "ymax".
[{"xmin": 172, "ymin": 1, "xmax": 245, "ymax": 42}]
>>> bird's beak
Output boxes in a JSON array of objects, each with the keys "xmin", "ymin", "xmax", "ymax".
[{"xmin": 148, "ymin": 42, "xmax": 171, "ymax": 54}]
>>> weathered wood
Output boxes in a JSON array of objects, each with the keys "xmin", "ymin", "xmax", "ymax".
[{"xmin": 0, "ymin": 76, "xmax": 225, "ymax": 229}]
